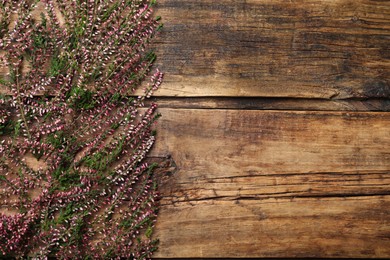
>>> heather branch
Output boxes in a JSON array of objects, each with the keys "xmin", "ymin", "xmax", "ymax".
[
  {"xmin": 0, "ymin": 1, "xmax": 166, "ymax": 258},
  {"xmin": 15, "ymin": 67, "xmax": 31, "ymax": 139}
]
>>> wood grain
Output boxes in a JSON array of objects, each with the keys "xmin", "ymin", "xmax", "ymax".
[
  {"xmin": 0, "ymin": 0, "xmax": 389, "ymax": 258},
  {"xmin": 151, "ymin": 108, "xmax": 390, "ymax": 257},
  {"xmin": 152, "ymin": 0, "xmax": 390, "ymax": 98},
  {"xmin": 155, "ymin": 197, "xmax": 390, "ymax": 258}
]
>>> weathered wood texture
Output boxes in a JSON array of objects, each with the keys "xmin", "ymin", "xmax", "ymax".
[
  {"xmin": 1, "ymin": 0, "xmax": 389, "ymax": 258},
  {"xmin": 148, "ymin": 1, "xmax": 390, "ymax": 255},
  {"xmin": 151, "ymin": 109, "xmax": 390, "ymax": 258},
  {"xmin": 153, "ymin": 0, "xmax": 390, "ymax": 98}
]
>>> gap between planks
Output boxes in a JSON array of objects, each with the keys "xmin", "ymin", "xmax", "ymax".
[{"xmin": 148, "ymin": 96, "xmax": 390, "ymax": 111}]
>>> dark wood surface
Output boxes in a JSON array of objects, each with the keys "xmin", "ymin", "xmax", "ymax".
[
  {"xmin": 151, "ymin": 0, "xmax": 390, "ymax": 99},
  {"xmin": 151, "ymin": 109, "xmax": 390, "ymax": 258},
  {"xmin": 1, "ymin": 0, "xmax": 389, "ymax": 258},
  {"xmin": 149, "ymin": 0, "xmax": 390, "ymax": 257}
]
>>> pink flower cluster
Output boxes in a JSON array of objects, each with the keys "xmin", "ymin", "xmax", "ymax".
[{"xmin": 0, "ymin": 0, "xmax": 165, "ymax": 258}]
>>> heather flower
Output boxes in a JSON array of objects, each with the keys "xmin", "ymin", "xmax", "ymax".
[{"xmin": 0, "ymin": 1, "xmax": 165, "ymax": 258}]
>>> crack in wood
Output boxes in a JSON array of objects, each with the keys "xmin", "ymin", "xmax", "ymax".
[{"xmin": 161, "ymin": 191, "xmax": 390, "ymax": 206}]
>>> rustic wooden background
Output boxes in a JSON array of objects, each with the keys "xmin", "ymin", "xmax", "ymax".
[
  {"xmin": 1, "ymin": 0, "xmax": 389, "ymax": 258},
  {"xmin": 149, "ymin": 0, "xmax": 390, "ymax": 258}
]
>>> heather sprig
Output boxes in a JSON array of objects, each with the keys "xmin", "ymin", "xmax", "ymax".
[{"xmin": 0, "ymin": 1, "xmax": 164, "ymax": 258}]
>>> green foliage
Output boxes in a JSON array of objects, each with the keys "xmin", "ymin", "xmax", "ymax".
[
  {"xmin": 0, "ymin": 78, "xmax": 9, "ymax": 86},
  {"xmin": 57, "ymin": 172, "xmax": 80, "ymax": 190},
  {"xmin": 13, "ymin": 121, "xmax": 21, "ymax": 138},
  {"xmin": 48, "ymin": 54, "xmax": 69, "ymax": 77},
  {"xmin": 32, "ymin": 13, "xmax": 50, "ymax": 49},
  {"xmin": 68, "ymin": 87, "xmax": 96, "ymax": 110},
  {"xmin": 0, "ymin": 119, "xmax": 15, "ymax": 136},
  {"xmin": 69, "ymin": 215, "xmax": 86, "ymax": 244},
  {"xmin": 57, "ymin": 202, "xmax": 75, "ymax": 224},
  {"xmin": 101, "ymin": 2, "xmax": 120, "ymax": 22},
  {"xmin": 46, "ymin": 130, "xmax": 66, "ymax": 149},
  {"xmin": 145, "ymin": 51, "xmax": 157, "ymax": 64},
  {"xmin": 83, "ymin": 137, "xmax": 125, "ymax": 171}
]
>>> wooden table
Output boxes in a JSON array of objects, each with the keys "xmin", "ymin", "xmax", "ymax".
[
  {"xmin": 1, "ymin": 0, "xmax": 388, "ymax": 258},
  {"xmin": 149, "ymin": 0, "xmax": 390, "ymax": 257}
]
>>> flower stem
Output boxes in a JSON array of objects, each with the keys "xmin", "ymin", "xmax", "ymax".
[{"xmin": 15, "ymin": 67, "xmax": 31, "ymax": 139}]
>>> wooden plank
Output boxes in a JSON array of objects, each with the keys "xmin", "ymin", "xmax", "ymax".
[
  {"xmin": 151, "ymin": 109, "xmax": 390, "ymax": 179},
  {"xmin": 152, "ymin": 0, "xmax": 390, "ymax": 98},
  {"xmin": 151, "ymin": 108, "xmax": 390, "ymax": 257},
  {"xmin": 155, "ymin": 197, "xmax": 390, "ymax": 258}
]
